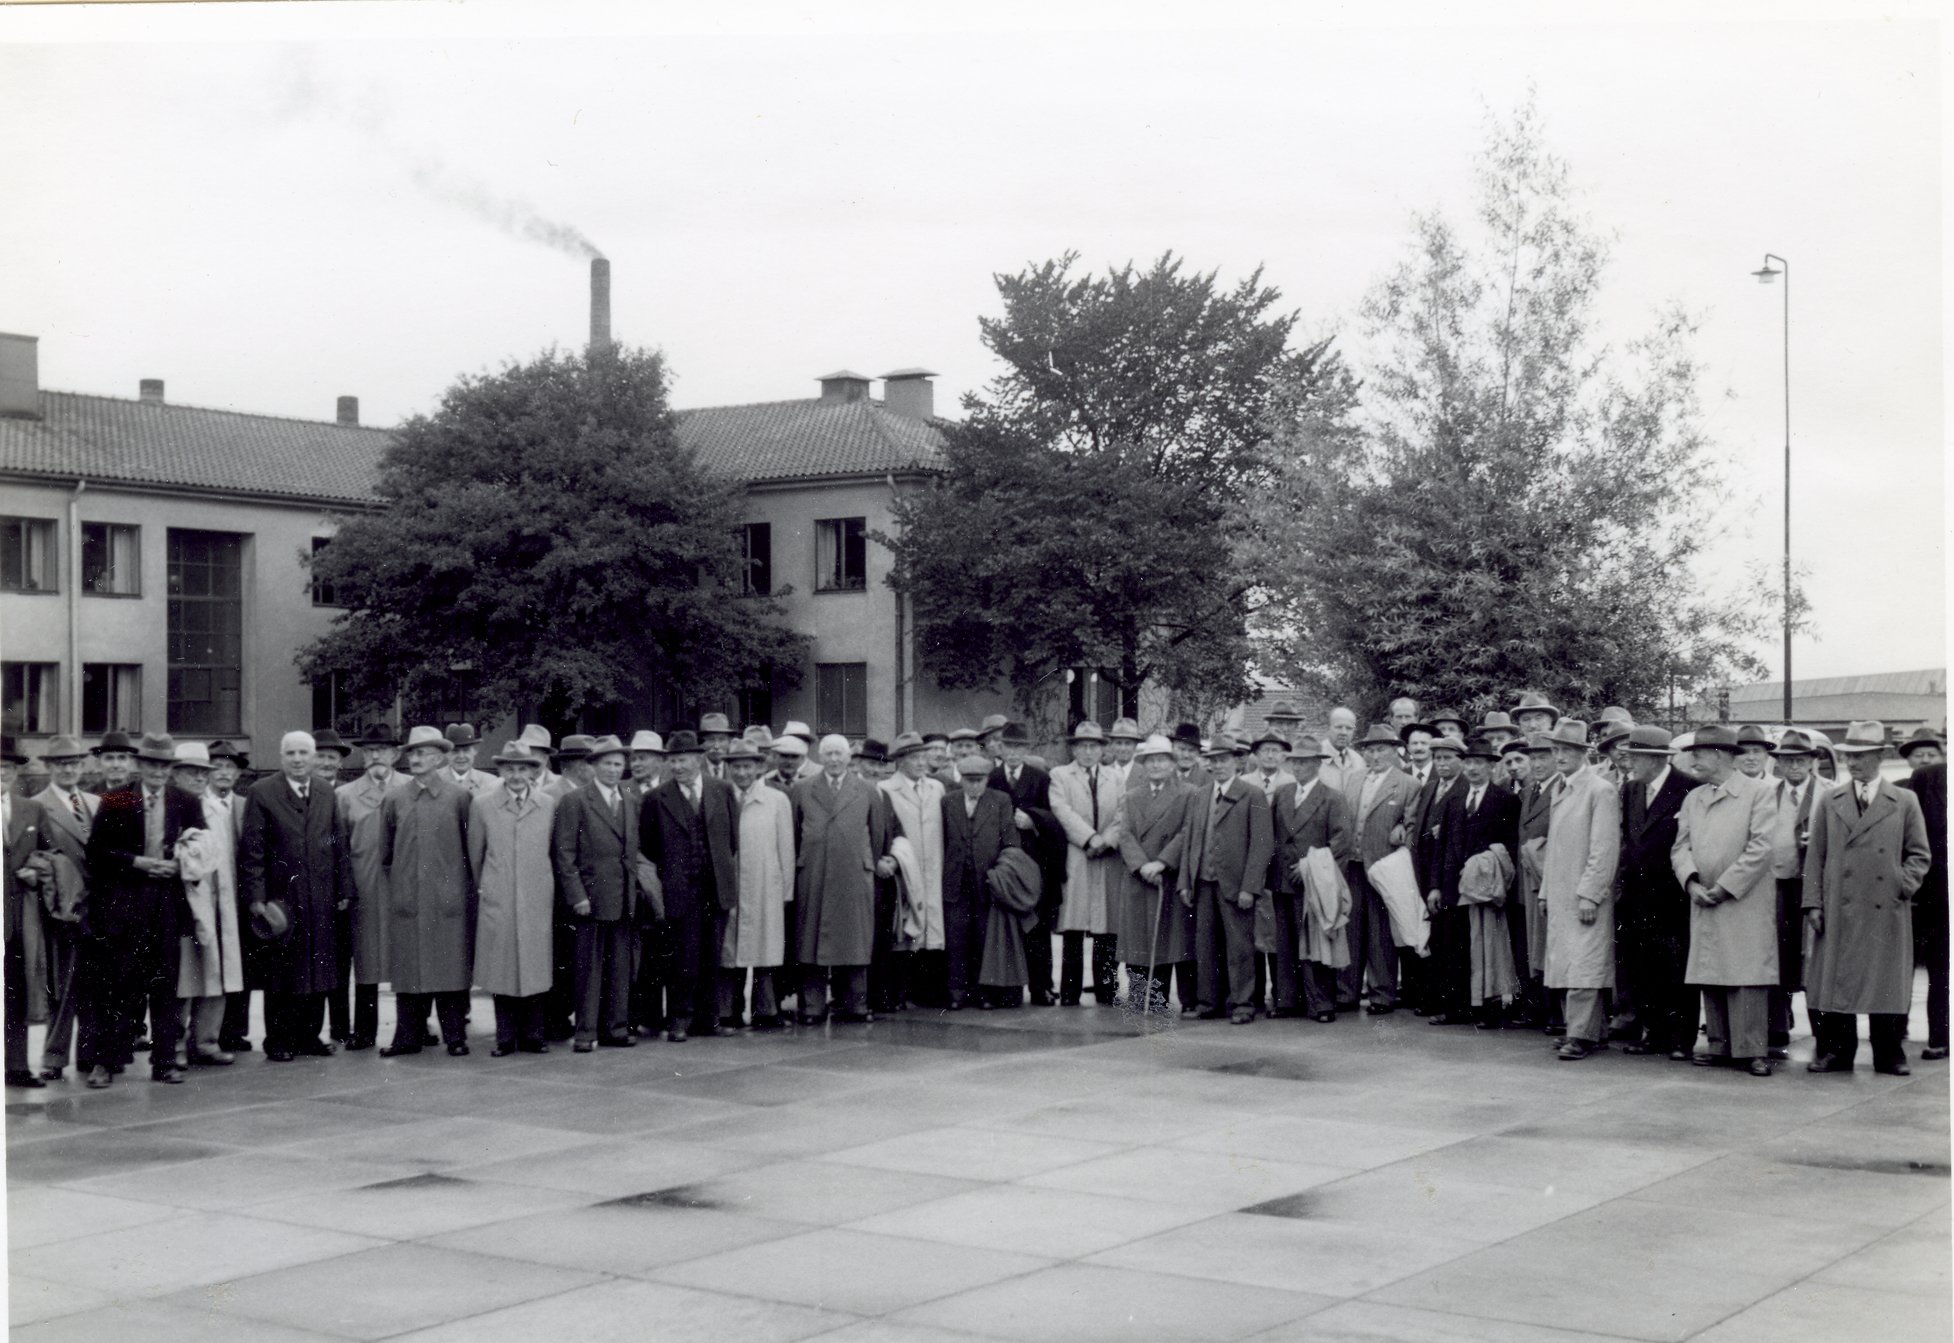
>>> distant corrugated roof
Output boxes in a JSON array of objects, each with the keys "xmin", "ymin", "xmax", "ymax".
[
  {"xmin": 1730, "ymin": 669, "xmax": 1946, "ymax": 702},
  {"xmin": 0, "ymin": 391, "xmax": 390, "ymax": 504},
  {"xmin": 675, "ymin": 397, "xmax": 945, "ymax": 483}
]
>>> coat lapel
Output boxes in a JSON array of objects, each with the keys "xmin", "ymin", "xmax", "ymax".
[{"xmin": 1846, "ymin": 785, "xmax": 1894, "ymax": 842}]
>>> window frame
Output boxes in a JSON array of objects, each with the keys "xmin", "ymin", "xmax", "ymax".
[
  {"xmin": 309, "ymin": 535, "xmax": 340, "ymax": 608},
  {"xmin": 80, "ymin": 521, "xmax": 142, "ymax": 598},
  {"xmin": 166, "ymin": 528, "xmax": 245, "ymax": 736},
  {"xmin": 813, "ymin": 516, "xmax": 867, "ymax": 593},
  {"xmin": 2, "ymin": 661, "xmax": 60, "ymax": 734},
  {"xmin": 814, "ymin": 661, "xmax": 868, "ymax": 738},
  {"xmin": 739, "ymin": 522, "xmax": 773, "ymax": 597},
  {"xmin": 0, "ymin": 516, "xmax": 58, "ymax": 595},
  {"xmin": 81, "ymin": 663, "xmax": 142, "ymax": 735}
]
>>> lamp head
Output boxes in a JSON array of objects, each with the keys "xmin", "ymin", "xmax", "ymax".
[{"xmin": 1752, "ymin": 262, "xmax": 1782, "ymax": 285}]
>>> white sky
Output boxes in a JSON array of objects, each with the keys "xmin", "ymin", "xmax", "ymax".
[{"xmin": 0, "ymin": 0, "xmax": 1943, "ymax": 683}]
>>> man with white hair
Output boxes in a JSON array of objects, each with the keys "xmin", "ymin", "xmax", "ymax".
[
  {"xmin": 1319, "ymin": 708, "xmax": 1365, "ymax": 804},
  {"xmin": 237, "ymin": 731, "xmax": 353, "ymax": 1063},
  {"xmin": 790, "ymin": 734, "xmax": 893, "ymax": 1023}
]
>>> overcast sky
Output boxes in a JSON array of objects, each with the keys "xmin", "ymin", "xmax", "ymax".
[{"xmin": 0, "ymin": 1, "xmax": 1942, "ymax": 685}]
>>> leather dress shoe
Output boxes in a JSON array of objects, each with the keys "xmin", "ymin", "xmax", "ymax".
[
  {"xmin": 377, "ymin": 1043, "xmax": 421, "ymax": 1058},
  {"xmin": 1312, "ymin": 1011, "xmax": 1337, "ymax": 1024},
  {"xmin": 1875, "ymin": 1060, "xmax": 1912, "ymax": 1077},
  {"xmin": 446, "ymin": 1042, "xmax": 470, "ymax": 1057},
  {"xmin": 187, "ymin": 1049, "xmax": 235, "ymax": 1066},
  {"xmin": 1767, "ymin": 1046, "xmax": 1790, "ymax": 1061},
  {"xmin": 295, "ymin": 1038, "xmax": 337, "ymax": 1057},
  {"xmin": 1746, "ymin": 1058, "xmax": 1774, "ymax": 1077},
  {"xmin": 1365, "ymin": 1003, "xmax": 1395, "ymax": 1015},
  {"xmin": 520, "ymin": 1041, "xmax": 550, "ymax": 1053},
  {"xmin": 1622, "ymin": 1042, "xmax": 1657, "ymax": 1055},
  {"xmin": 5, "ymin": 1069, "xmax": 46, "ymax": 1089},
  {"xmin": 265, "ymin": 1048, "xmax": 297, "ymax": 1062},
  {"xmin": 85, "ymin": 1065, "xmax": 113, "ymax": 1089},
  {"xmin": 1807, "ymin": 1054, "xmax": 1853, "ymax": 1073},
  {"xmin": 1426, "ymin": 1013, "xmax": 1472, "ymax": 1026},
  {"xmin": 343, "ymin": 1036, "xmax": 375, "ymax": 1051},
  {"xmin": 1668, "ymin": 1049, "xmax": 1692, "ymax": 1062},
  {"xmin": 490, "ymin": 1042, "xmax": 519, "ymax": 1057},
  {"xmin": 696, "ymin": 1023, "xmax": 734, "ymax": 1037},
  {"xmin": 572, "ymin": 1040, "xmax": 595, "ymax": 1053},
  {"xmin": 836, "ymin": 1011, "xmax": 875, "ymax": 1024},
  {"xmin": 422, "ymin": 1029, "xmax": 440, "ymax": 1046},
  {"xmin": 37, "ymin": 1066, "xmax": 62, "ymax": 1082},
  {"xmin": 1556, "ymin": 1039, "xmax": 1601, "ymax": 1061},
  {"xmin": 599, "ymin": 1034, "xmax": 636, "ymax": 1047},
  {"xmin": 151, "ymin": 1066, "xmax": 186, "ymax": 1084},
  {"xmin": 1691, "ymin": 1053, "xmax": 1731, "ymax": 1068},
  {"xmin": 667, "ymin": 1027, "xmax": 689, "ymax": 1043},
  {"xmin": 218, "ymin": 1037, "xmax": 253, "ymax": 1053},
  {"xmin": 1544, "ymin": 1024, "xmax": 1567, "ymax": 1036},
  {"xmin": 1922, "ymin": 1046, "xmax": 1949, "ymax": 1061},
  {"xmin": 1229, "ymin": 1009, "xmax": 1256, "ymax": 1025}
]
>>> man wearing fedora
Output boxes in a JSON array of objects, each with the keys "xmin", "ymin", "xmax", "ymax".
[
  {"xmin": 3, "ymin": 738, "xmax": 52, "ymax": 1087},
  {"xmin": 81, "ymin": 733, "xmax": 208, "ymax": 1084},
  {"xmin": 640, "ymin": 731, "xmax": 738, "ymax": 1040},
  {"xmin": 89, "ymin": 729, "xmax": 138, "ymax": 797},
  {"xmin": 721, "ymin": 741, "xmax": 796, "ymax": 1029},
  {"xmin": 379, "ymin": 726, "xmax": 476, "ymax": 1057},
  {"xmin": 876, "ymin": 733, "xmax": 945, "ymax": 1011},
  {"xmin": 1615, "ymin": 726, "xmax": 1699, "ymax": 1059},
  {"xmin": 1410, "ymin": 734, "xmax": 1468, "ymax": 1018},
  {"xmin": 943, "ymin": 750, "xmax": 1020, "ymax": 1010},
  {"xmin": 547, "ymin": 736, "xmax": 596, "ymax": 799},
  {"xmin": 793, "ymin": 734, "xmax": 892, "ymax": 1023},
  {"xmin": 308, "ymin": 726, "xmax": 354, "ymax": 1043},
  {"xmin": 334, "ymin": 724, "xmax": 403, "ymax": 1051},
  {"xmin": 1733, "ymin": 724, "xmax": 1775, "ymax": 781},
  {"xmin": 1104, "ymin": 718, "xmax": 1143, "ymax": 794},
  {"xmin": 444, "ymin": 724, "xmax": 499, "ymax": 795},
  {"xmin": 1432, "ymin": 736, "xmax": 1519, "ymax": 1027},
  {"xmin": 989, "ymin": 722, "xmax": 1064, "ymax": 1005},
  {"xmin": 1670, "ymin": 724, "xmax": 1778, "ymax": 1076},
  {"xmin": 1340, "ymin": 723, "xmax": 1418, "ymax": 1014},
  {"xmin": 1511, "ymin": 693, "xmax": 1560, "ymax": 738},
  {"xmin": 1508, "ymin": 734, "xmax": 1556, "ymax": 1031},
  {"xmin": 698, "ymin": 712, "xmax": 736, "ymax": 781},
  {"xmin": 32, "ymin": 735, "xmax": 96, "ymax": 1081},
  {"xmin": 311, "ymin": 728, "xmax": 352, "ymax": 790},
  {"xmin": 1178, "ymin": 735, "xmax": 1273, "ymax": 1024},
  {"xmin": 1764, "ymin": 729, "xmax": 1830, "ymax": 1057},
  {"xmin": 1899, "ymin": 756, "xmax": 1947, "ymax": 1060},
  {"xmin": 1167, "ymin": 723, "xmax": 1209, "ymax": 791},
  {"xmin": 1804, "ymin": 722, "xmax": 1933, "ymax": 1076},
  {"xmin": 1269, "ymin": 733, "xmax": 1354, "ymax": 1021},
  {"xmin": 1897, "ymin": 727, "xmax": 1944, "ymax": 773},
  {"xmin": 554, "ymin": 735, "xmax": 645, "ymax": 1047},
  {"xmin": 1539, "ymin": 720, "xmax": 1621, "ymax": 1061},
  {"xmin": 469, "ymin": 741, "xmax": 558, "ymax": 1055},
  {"xmin": 169, "ymin": 742, "xmax": 245, "ymax": 1066},
  {"xmin": 1050, "ymin": 722, "xmax": 1125, "ymax": 1006}
]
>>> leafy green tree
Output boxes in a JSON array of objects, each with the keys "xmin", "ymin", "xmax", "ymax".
[
  {"xmin": 1243, "ymin": 99, "xmax": 1777, "ymax": 723},
  {"xmin": 299, "ymin": 345, "xmax": 806, "ymax": 729},
  {"xmin": 884, "ymin": 251, "xmax": 1353, "ymax": 727}
]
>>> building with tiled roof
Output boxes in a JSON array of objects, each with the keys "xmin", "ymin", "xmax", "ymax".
[{"xmin": 0, "ymin": 330, "xmax": 998, "ymax": 760}]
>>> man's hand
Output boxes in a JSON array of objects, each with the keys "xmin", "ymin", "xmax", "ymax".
[
  {"xmin": 1426, "ymin": 891, "xmax": 1440, "ymax": 914},
  {"xmin": 1688, "ymin": 879, "xmax": 1718, "ymax": 908},
  {"xmin": 1235, "ymin": 891, "xmax": 1256, "ymax": 911},
  {"xmin": 875, "ymin": 856, "xmax": 897, "ymax": 878},
  {"xmin": 1014, "ymin": 809, "xmax": 1033, "ymax": 831},
  {"xmin": 1389, "ymin": 823, "xmax": 1405, "ymax": 846},
  {"xmin": 14, "ymin": 866, "xmax": 38, "ymax": 888},
  {"xmin": 1139, "ymin": 860, "xmax": 1165, "ymax": 883},
  {"xmin": 1292, "ymin": 858, "xmax": 1310, "ymax": 881},
  {"xmin": 1804, "ymin": 907, "xmax": 1823, "ymax": 935},
  {"xmin": 573, "ymin": 899, "xmax": 592, "ymax": 918},
  {"xmin": 133, "ymin": 856, "xmax": 178, "ymax": 878},
  {"xmin": 1577, "ymin": 897, "xmax": 1598, "ymax": 925}
]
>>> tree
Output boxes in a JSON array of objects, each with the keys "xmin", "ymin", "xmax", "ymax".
[
  {"xmin": 882, "ymin": 251, "xmax": 1353, "ymax": 728},
  {"xmin": 298, "ymin": 345, "xmax": 806, "ymax": 729},
  {"xmin": 1243, "ymin": 99, "xmax": 1778, "ymax": 723}
]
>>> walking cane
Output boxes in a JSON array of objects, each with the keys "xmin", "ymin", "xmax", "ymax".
[{"xmin": 1141, "ymin": 867, "xmax": 1167, "ymax": 1023}]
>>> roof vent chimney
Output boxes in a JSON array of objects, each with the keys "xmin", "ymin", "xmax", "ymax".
[
  {"xmin": 139, "ymin": 378, "xmax": 165, "ymax": 405},
  {"xmin": 336, "ymin": 396, "xmax": 360, "ymax": 426},
  {"xmin": 881, "ymin": 368, "xmax": 937, "ymax": 420},
  {"xmin": 589, "ymin": 258, "xmax": 611, "ymax": 352},
  {"xmin": 0, "ymin": 332, "xmax": 39, "ymax": 419},
  {"xmin": 817, "ymin": 370, "xmax": 870, "ymax": 403}
]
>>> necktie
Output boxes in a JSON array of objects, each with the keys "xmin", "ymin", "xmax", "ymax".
[
  {"xmin": 1859, "ymin": 784, "xmax": 1872, "ymax": 813},
  {"xmin": 67, "ymin": 788, "xmax": 88, "ymax": 830},
  {"xmin": 1468, "ymin": 788, "xmax": 1481, "ymax": 816},
  {"xmin": 1089, "ymin": 768, "xmax": 1100, "ymax": 830},
  {"xmin": 143, "ymin": 790, "xmax": 164, "ymax": 858}
]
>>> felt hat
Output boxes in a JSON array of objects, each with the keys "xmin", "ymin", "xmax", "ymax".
[
  {"xmin": 1596, "ymin": 706, "xmax": 1635, "ymax": 728},
  {"xmin": 722, "ymin": 741, "xmax": 764, "ymax": 764},
  {"xmin": 401, "ymin": 725, "xmax": 453, "ymax": 754},
  {"xmin": 781, "ymin": 720, "xmax": 816, "ymax": 744},
  {"xmin": 1834, "ymin": 720, "xmax": 1892, "ymax": 755},
  {"xmin": 517, "ymin": 724, "xmax": 554, "ymax": 752},
  {"xmin": 1595, "ymin": 720, "xmax": 1635, "ymax": 752},
  {"xmin": 999, "ymin": 722, "xmax": 1033, "ymax": 748},
  {"xmin": 698, "ymin": 712, "xmax": 734, "ymax": 736},
  {"xmin": 206, "ymin": 739, "xmax": 249, "ymax": 764},
  {"xmin": 250, "ymin": 898, "xmax": 291, "ymax": 941},
  {"xmin": 584, "ymin": 734, "xmax": 628, "ymax": 762},
  {"xmin": 1170, "ymin": 722, "xmax": 1205, "ymax": 750},
  {"xmin": 921, "ymin": 731, "xmax": 949, "ymax": 745},
  {"xmin": 1249, "ymin": 730, "xmax": 1291, "ymax": 753},
  {"xmin": 95, "ymin": 730, "xmax": 136, "ymax": 754},
  {"xmin": 1261, "ymin": 700, "xmax": 1304, "ymax": 726},
  {"xmin": 353, "ymin": 724, "xmax": 398, "ymax": 749},
  {"xmin": 1397, "ymin": 721, "xmax": 1438, "ymax": 743},
  {"xmin": 1068, "ymin": 721, "xmax": 1108, "ymax": 745},
  {"xmin": 1772, "ymin": 728, "xmax": 1821, "ymax": 757},
  {"xmin": 1622, "ymin": 725, "xmax": 1676, "ymax": 755},
  {"xmin": 444, "ymin": 722, "xmax": 481, "ymax": 747},
  {"xmin": 859, "ymin": 738, "xmax": 890, "ymax": 764},
  {"xmin": 1458, "ymin": 735, "xmax": 1500, "ymax": 761},
  {"xmin": 492, "ymin": 741, "xmax": 547, "ymax": 767},
  {"xmin": 1521, "ymin": 731, "xmax": 1558, "ymax": 754},
  {"xmin": 39, "ymin": 735, "xmax": 87, "ymax": 762},
  {"xmin": 171, "ymin": 741, "xmax": 213, "ymax": 770},
  {"xmin": 947, "ymin": 727, "xmax": 980, "ymax": 744},
  {"xmin": 1510, "ymin": 692, "xmax": 1561, "ymax": 724},
  {"xmin": 664, "ymin": 730, "xmax": 705, "ymax": 756},
  {"xmin": 980, "ymin": 713, "xmax": 1011, "ymax": 734},
  {"xmin": 1133, "ymin": 733, "xmax": 1176, "ymax": 760},
  {"xmin": 1734, "ymin": 724, "xmax": 1774, "ymax": 751},
  {"xmin": 1430, "ymin": 709, "xmax": 1469, "ymax": 735},
  {"xmin": 1355, "ymin": 723, "xmax": 1403, "ymax": 749},
  {"xmin": 629, "ymin": 730, "xmax": 665, "ymax": 754},
  {"xmin": 1202, "ymin": 733, "xmax": 1245, "ymax": 758},
  {"xmin": 1477, "ymin": 711, "xmax": 1519, "ymax": 737},
  {"xmin": 743, "ymin": 724, "xmax": 775, "ymax": 748},
  {"xmin": 1895, "ymin": 726, "xmax": 1944, "ymax": 759},
  {"xmin": 555, "ymin": 734, "xmax": 595, "ymax": 762},
  {"xmin": 0, "ymin": 736, "xmax": 28, "ymax": 765},
  {"xmin": 135, "ymin": 731, "xmax": 178, "ymax": 764},
  {"xmin": 1108, "ymin": 717, "xmax": 1145, "ymax": 741},
  {"xmin": 771, "ymin": 735, "xmax": 808, "ymax": 758},
  {"xmin": 1545, "ymin": 720, "xmax": 1591, "ymax": 751},
  {"xmin": 956, "ymin": 753, "xmax": 994, "ymax": 777},
  {"xmin": 1292, "ymin": 733, "xmax": 1332, "ymax": 760},
  {"xmin": 1687, "ymin": 724, "xmax": 1742, "ymax": 754},
  {"xmin": 1498, "ymin": 736, "xmax": 1533, "ymax": 758},
  {"xmin": 1427, "ymin": 735, "xmax": 1467, "ymax": 756},
  {"xmin": 889, "ymin": 732, "xmax": 930, "ymax": 759},
  {"xmin": 311, "ymin": 728, "xmax": 351, "ymax": 757}
]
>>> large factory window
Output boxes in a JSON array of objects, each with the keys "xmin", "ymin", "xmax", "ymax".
[
  {"xmin": 814, "ymin": 517, "xmax": 866, "ymax": 592},
  {"xmin": 815, "ymin": 662, "xmax": 867, "ymax": 737},
  {"xmin": 167, "ymin": 529, "xmax": 244, "ymax": 735}
]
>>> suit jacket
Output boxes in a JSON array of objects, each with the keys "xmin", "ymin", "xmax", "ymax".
[
  {"xmin": 86, "ymin": 783, "xmax": 205, "ymax": 943},
  {"xmin": 641, "ymin": 776, "xmax": 740, "ymax": 918},
  {"xmin": 4, "ymin": 795, "xmax": 48, "ymax": 946},
  {"xmin": 1320, "ymin": 746, "xmax": 1367, "ymax": 807},
  {"xmin": 553, "ymin": 782, "xmax": 640, "ymax": 922},
  {"xmin": 989, "ymin": 761, "xmax": 1064, "ymax": 900},
  {"xmin": 33, "ymin": 784, "xmax": 96, "ymax": 871},
  {"xmin": 1438, "ymin": 782, "xmax": 1519, "ymax": 907},
  {"xmin": 1768, "ymin": 775, "xmax": 1829, "ymax": 881},
  {"xmin": 1269, "ymin": 777, "xmax": 1352, "ymax": 894},
  {"xmin": 235, "ymin": 774, "xmax": 351, "ymax": 995},
  {"xmin": 1353, "ymin": 765, "xmax": 1419, "ymax": 869},
  {"xmin": 1900, "ymin": 764, "xmax": 1947, "ymax": 907},
  {"xmin": 1178, "ymin": 775, "xmax": 1274, "ymax": 903},
  {"xmin": 941, "ymin": 788, "xmax": 1019, "ymax": 903},
  {"xmin": 1619, "ymin": 768, "xmax": 1697, "ymax": 934},
  {"xmin": 1413, "ymin": 774, "xmax": 1464, "ymax": 895}
]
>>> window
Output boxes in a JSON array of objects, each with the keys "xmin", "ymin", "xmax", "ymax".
[
  {"xmin": 1, "ymin": 517, "xmax": 56, "ymax": 593},
  {"xmin": 167, "ymin": 529, "xmax": 244, "ymax": 735},
  {"xmin": 815, "ymin": 662, "xmax": 867, "ymax": 737},
  {"xmin": 739, "ymin": 523, "xmax": 772, "ymax": 596},
  {"xmin": 736, "ymin": 665, "xmax": 774, "ymax": 733},
  {"xmin": 81, "ymin": 523, "xmax": 140, "ymax": 596},
  {"xmin": 814, "ymin": 517, "xmax": 866, "ymax": 592},
  {"xmin": 1067, "ymin": 669, "xmax": 1122, "ymax": 731},
  {"xmin": 82, "ymin": 664, "xmax": 141, "ymax": 734},
  {"xmin": 312, "ymin": 671, "xmax": 352, "ymax": 733},
  {"xmin": 310, "ymin": 536, "xmax": 339, "ymax": 607},
  {"xmin": 1, "ymin": 662, "xmax": 58, "ymax": 733}
]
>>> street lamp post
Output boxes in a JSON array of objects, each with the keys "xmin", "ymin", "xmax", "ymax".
[{"xmin": 1752, "ymin": 253, "xmax": 1792, "ymax": 725}]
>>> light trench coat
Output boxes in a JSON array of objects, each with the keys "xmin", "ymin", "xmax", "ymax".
[
  {"xmin": 176, "ymin": 792, "xmax": 244, "ymax": 997},
  {"xmin": 468, "ymin": 784, "xmax": 557, "ymax": 998},
  {"xmin": 1671, "ymin": 770, "xmax": 1778, "ymax": 986},
  {"xmin": 1801, "ymin": 779, "xmax": 1931, "ymax": 1014},
  {"xmin": 1539, "ymin": 766, "xmax": 1621, "ymax": 990},
  {"xmin": 380, "ymin": 773, "xmax": 475, "ymax": 994},
  {"xmin": 725, "ymin": 781, "xmax": 796, "ymax": 968},
  {"xmin": 1049, "ymin": 761, "xmax": 1124, "ymax": 935},
  {"xmin": 337, "ymin": 772, "xmax": 400, "ymax": 985},
  {"xmin": 878, "ymin": 774, "xmax": 945, "ymax": 951}
]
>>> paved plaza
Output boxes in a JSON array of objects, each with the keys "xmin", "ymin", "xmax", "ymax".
[{"xmin": 6, "ymin": 981, "xmax": 1949, "ymax": 1343}]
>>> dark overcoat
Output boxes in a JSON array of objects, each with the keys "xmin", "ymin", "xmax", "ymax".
[
  {"xmin": 236, "ymin": 775, "xmax": 352, "ymax": 995},
  {"xmin": 791, "ymin": 772, "xmax": 885, "ymax": 966},
  {"xmin": 641, "ymin": 777, "xmax": 739, "ymax": 918}
]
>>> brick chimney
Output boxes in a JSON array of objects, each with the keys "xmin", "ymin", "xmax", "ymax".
[
  {"xmin": 0, "ymin": 332, "xmax": 38, "ymax": 419},
  {"xmin": 589, "ymin": 258, "xmax": 611, "ymax": 351},
  {"xmin": 336, "ymin": 396, "xmax": 360, "ymax": 426},
  {"xmin": 881, "ymin": 368, "xmax": 937, "ymax": 420},
  {"xmin": 817, "ymin": 370, "xmax": 871, "ymax": 403},
  {"xmin": 139, "ymin": 378, "xmax": 165, "ymax": 405}
]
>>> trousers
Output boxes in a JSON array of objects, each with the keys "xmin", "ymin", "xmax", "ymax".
[
  {"xmin": 717, "ymin": 966, "xmax": 779, "ymax": 1023},
  {"xmin": 1918, "ymin": 899, "xmax": 1950, "ymax": 1051},
  {"xmin": 1058, "ymin": 930, "xmax": 1119, "ymax": 1003},
  {"xmin": 1559, "ymin": 986, "xmax": 1606, "ymax": 1044},
  {"xmin": 1266, "ymin": 892, "xmax": 1302, "ymax": 1014},
  {"xmin": 492, "ymin": 993, "xmax": 548, "ymax": 1049},
  {"xmin": 1699, "ymin": 984, "xmax": 1770, "ymax": 1061},
  {"xmin": 573, "ymin": 917, "xmax": 635, "ymax": 1042},
  {"xmin": 391, "ymin": 991, "xmax": 467, "ymax": 1049},
  {"xmin": 263, "ymin": 991, "xmax": 327, "ymax": 1054},
  {"xmin": 39, "ymin": 921, "xmax": 80, "ymax": 1071},
  {"xmin": 801, "ymin": 964, "xmax": 868, "ymax": 1018},
  {"xmin": 1813, "ymin": 1009, "xmax": 1908, "ymax": 1069},
  {"xmin": 1194, "ymin": 881, "xmax": 1258, "ymax": 1014},
  {"xmin": 1768, "ymin": 877, "xmax": 1805, "ymax": 1045},
  {"xmin": 1338, "ymin": 864, "xmax": 1399, "ymax": 1008}
]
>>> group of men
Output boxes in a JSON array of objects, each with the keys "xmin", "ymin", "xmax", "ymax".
[{"xmin": 1, "ymin": 692, "xmax": 1943, "ymax": 1090}]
